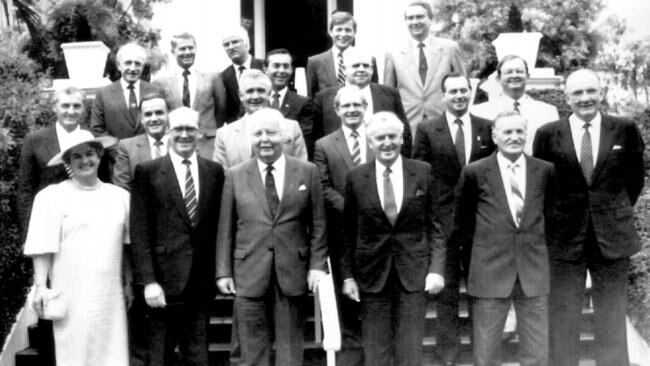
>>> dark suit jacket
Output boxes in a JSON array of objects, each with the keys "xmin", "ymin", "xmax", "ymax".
[
  {"xmin": 112, "ymin": 133, "xmax": 153, "ymax": 191},
  {"xmin": 454, "ymin": 154, "xmax": 555, "ymax": 298},
  {"xmin": 305, "ymin": 49, "xmax": 379, "ymax": 97},
  {"xmin": 313, "ymin": 83, "xmax": 412, "ymax": 156},
  {"xmin": 17, "ymin": 126, "xmax": 69, "ymax": 234},
  {"xmin": 279, "ymin": 90, "xmax": 316, "ymax": 159},
  {"xmin": 341, "ymin": 158, "xmax": 446, "ymax": 293},
  {"xmin": 130, "ymin": 154, "xmax": 225, "ymax": 302},
  {"xmin": 221, "ymin": 58, "xmax": 264, "ymax": 124},
  {"xmin": 216, "ymin": 156, "xmax": 328, "ymax": 298},
  {"xmin": 533, "ymin": 115, "xmax": 645, "ymax": 261},
  {"xmin": 413, "ymin": 114, "xmax": 495, "ymax": 233},
  {"xmin": 90, "ymin": 80, "xmax": 161, "ymax": 139}
]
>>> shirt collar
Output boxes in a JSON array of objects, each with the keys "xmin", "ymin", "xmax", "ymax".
[
  {"xmin": 332, "ymin": 46, "xmax": 349, "ymax": 58},
  {"xmin": 375, "ymin": 155, "xmax": 403, "ymax": 175},
  {"xmin": 409, "ymin": 35, "xmax": 430, "ymax": 48},
  {"xmin": 273, "ymin": 87, "xmax": 288, "ymax": 101},
  {"xmin": 169, "ymin": 149, "xmax": 197, "ymax": 166},
  {"xmin": 445, "ymin": 111, "xmax": 471, "ymax": 127},
  {"xmin": 497, "ymin": 151, "xmax": 526, "ymax": 170},
  {"xmin": 55, "ymin": 122, "xmax": 80, "ymax": 137},
  {"xmin": 120, "ymin": 78, "xmax": 140, "ymax": 90},
  {"xmin": 233, "ymin": 55, "xmax": 252, "ymax": 70},
  {"xmin": 175, "ymin": 63, "xmax": 195, "ymax": 75},
  {"xmin": 569, "ymin": 111, "xmax": 601, "ymax": 127},
  {"xmin": 499, "ymin": 93, "xmax": 528, "ymax": 106},
  {"xmin": 257, "ymin": 153, "xmax": 286, "ymax": 175},
  {"xmin": 342, "ymin": 123, "xmax": 365, "ymax": 139},
  {"xmin": 146, "ymin": 133, "xmax": 169, "ymax": 147}
]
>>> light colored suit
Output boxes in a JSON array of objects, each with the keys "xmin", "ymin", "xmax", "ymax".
[
  {"xmin": 112, "ymin": 133, "xmax": 155, "ymax": 191},
  {"xmin": 152, "ymin": 69, "xmax": 227, "ymax": 137},
  {"xmin": 212, "ymin": 115, "xmax": 307, "ymax": 168},
  {"xmin": 471, "ymin": 94, "xmax": 559, "ymax": 154},
  {"xmin": 384, "ymin": 36, "xmax": 465, "ymax": 135}
]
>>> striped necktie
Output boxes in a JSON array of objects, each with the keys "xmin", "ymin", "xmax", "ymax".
[
  {"xmin": 508, "ymin": 163, "xmax": 524, "ymax": 226},
  {"xmin": 337, "ymin": 51, "xmax": 346, "ymax": 85},
  {"xmin": 182, "ymin": 159, "xmax": 198, "ymax": 226},
  {"xmin": 153, "ymin": 140, "xmax": 163, "ymax": 159},
  {"xmin": 350, "ymin": 129, "xmax": 361, "ymax": 165}
]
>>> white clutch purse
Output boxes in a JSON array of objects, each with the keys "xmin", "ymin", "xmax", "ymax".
[{"xmin": 29, "ymin": 287, "xmax": 66, "ymax": 321}]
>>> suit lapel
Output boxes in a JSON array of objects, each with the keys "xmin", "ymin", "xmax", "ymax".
[
  {"xmin": 485, "ymin": 155, "xmax": 517, "ymax": 228},
  {"xmin": 556, "ymin": 119, "xmax": 584, "ymax": 176},
  {"xmin": 363, "ymin": 163, "xmax": 389, "ymax": 225},
  {"xmin": 332, "ymin": 129, "xmax": 355, "ymax": 169},
  {"xmin": 109, "ymin": 82, "xmax": 134, "ymax": 127},
  {"xmin": 246, "ymin": 160, "xmax": 273, "ymax": 219},
  {"xmin": 280, "ymin": 91, "xmax": 294, "ymax": 116},
  {"xmin": 469, "ymin": 116, "xmax": 489, "ymax": 161},
  {"xmin": 192, "ymin": 71, "xmax": 204, "ymax": 110},
  {"xmin": 520, "ymin": 156, "xmax": 539, "ymax": 225},
  {"xmin": 425, "ymin": 37, "xmax": 442, "ymax": 87},
  {"xmin": 435, "ymin": 116, "xmax": 462, "ymax": 171},
  {"xmin": 233, "ymin": 121, "xmax": 251, "ymax": 162},
  {"xmin": 195, "ymin": 157, "xmax": 213, "ymax": 224},
  {"xmin": 275, "ymin": 157, "xmax": 299, "ymax": 220},
  {"xmin": 135, "ymin": 135, "xmax": 151, "ymax": 163},
  {"xmin": 591, "ymin": 115, "xmax": 615, "ymax": 184},
  {"xmin": 324, "ymin": 51, "xmax": 336, "ymax": 85},
  {"xmin": 46, "ymin": 126, "xmax": 61, "ymax": 158},
  {"xmin": 394, "ymin": 160, "xmax": 417, "ymax": 226},
  {"xmin": 400, "ymin": 44, "xmax": 422, "ymax": 89},
  {"xmin": 161, "ymin": 156, "xmax": 192, "ymax": 227}
]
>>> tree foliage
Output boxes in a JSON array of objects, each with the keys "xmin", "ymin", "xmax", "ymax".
[{"xmin": 433, "ymin": 0, "xmax": 605, "ymax": 73}]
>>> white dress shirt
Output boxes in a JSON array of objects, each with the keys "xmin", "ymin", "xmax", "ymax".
[
  {"xmin": 146, "ymin": 134, "xmax": 169, "ymax": 159},
  {"xmin": 120, "ymin": 78, "xmax": 141, "ymax": 108},
  {"xmin": 496, "ymin": 152, "xmax": 526, "ymax": 225},
  {"xmin": 569, "ymin": 112, "xmax": 601, "ymax": 166},
  {"xmin": 375, "ymin": 156, "xmax": 404, "ymax": 212},
  {"xmin": 55, "ymin": 123, "xmax": 81, "ymax": 151},
  {"xmin": 272, "ymin": 86, "xmax": 288, "ymax": 108},
  {"xmin": 175, "ymin": 64, "xmax": 197, "ymax": 107},
  {"xmin": 169, "ymin": 150, "xmax": 199, "ymax": 201},
  {"xmin": 257, "ymin": 154, "xmax": 286, "ymax": 200},
  {"xmin": 342, "ymin": 124, "xmax": 368, "ymax": 164},
  {"xmin": 445, "ymin": 111, "xmax": 473, "ymax": 164},
  {"xmin": 234, "ymin": 56, "xmax": 253, "ymax": 86}
]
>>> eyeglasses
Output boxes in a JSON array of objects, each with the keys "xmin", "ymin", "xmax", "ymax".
[{"xmin": 170, "ymin": 126, "xmax": 199, "ymax": 135}]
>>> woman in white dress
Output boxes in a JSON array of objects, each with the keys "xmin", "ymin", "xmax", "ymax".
[{"xmin": 24, "ymin": 130, "xmax": 130, "ymax": 366}]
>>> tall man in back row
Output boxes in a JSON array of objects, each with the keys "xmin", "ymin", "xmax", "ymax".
[
  {"xmin": 341, "ymin": 112, "xmax": 446, "ymax": 366},
  {"xmin": 384, "ymin": 1, "xmax": 466, "ymax": 137},
  {"xmin": 533, "ymin": 69, "xmax": 645, "ymax": 366}
]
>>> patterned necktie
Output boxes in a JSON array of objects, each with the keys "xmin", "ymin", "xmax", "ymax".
[
  {"xmin": 265, "ymin": 164, "xmax": 280, "ymax": 217},
  {"xmin": 127, "ymin": 83, "xmax": 138, "ymax": 124},
  {"xmin": 337, "ymin": 51, "xmax": 346, "ymax": 85},
  {"xmin": 383, "ymin": 168, "xmax": 398, "ymax": 226},
  {"xmin": 454, "ymin": 119, "xmax": 466, "ymax": 166},
  {"xmin": 417, "ymin": 43, "xmax": 428, "ymax": 85},
  {"xmin": 238, "ymin": 65, "xmax": 246, "ymax": 79},
  {"xmin": 153, "ymin": 140, "xmax": 163, "ymax": 159},
  {"xmin": 508, "ymin": 163, "xmax": 524, "ymax": 227},
  {"xmin": 182, "ymin": 69, "xmax": 191, "ymax": 107},
  {"xmin": 350, "ymin": 129, "xmax": 361, "ymax": 166},
  {"xmin": 182, "ymin": 159, "xmax": 198, "ymax": 226},
  {"xmin": 580, "ymin": 123, "xmax": 594, "ymax": 184},
  {"xmin": 513, "ymin": 100, "xmax": 521, "ymax": 113},
  {"xmin": 271, "ymin": 92, "xmax": 280, "ymax": 110}
]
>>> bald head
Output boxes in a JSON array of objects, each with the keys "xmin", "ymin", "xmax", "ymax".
[{"xmin": 565, "ymin": 69, "xmax": 603, "ymax": 122}]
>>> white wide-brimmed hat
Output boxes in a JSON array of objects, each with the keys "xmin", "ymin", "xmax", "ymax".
[{"xmin": 47, "ymin": 130, "xmax": 117, "ymax": 167}]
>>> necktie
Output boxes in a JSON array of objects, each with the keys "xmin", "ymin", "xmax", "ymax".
[
  {"xmin": 153, "ymin": 140, "xmax": 163, "ymax": 159},
  {"xmin": 127, "ymin": 83, "xmax": 138, "ymax": 124},
  {"xmin": 350, "ymin": 129, "xmax": 361, "ymax": 166},
  {"xmin": 182, "ymin": 159, "xmax": 198, "ymax": 226},
  {"xmin": 238, "ymin": 65, "xmax": 246, "ymax": 79},
  {"xmin": 265, "ymin": 164, "xmax": 280, "ymax": 217},
  {"xmin": 271, "ymin": 92, "xmax": 280, "ymax": 110},
  {"xmin": 513, "ymin": 100, "xmax": 521, "ymax": 113},
  {"xmin": 454, "ymin": 119, "xmax": 466, "ymax": 166},
  {"xmin": 383, "ymin": 168, "xmax": 398, "ymax": 226},
  {"xmin": 508, "ymin": 163, "xmax": 524, "ymax": 227},
  {"xmin": 418, "ymin": 43, "xmax": 428, "ymax": 85},
  {"xmin": 580, "ymin": 123, "xmax": 594, "ymax": 184},
  {"xmin": 337, "ymin": 51, "xmax": 346, "ymax": 85},
  {"xmin": 182, "ymin": 69, "xmax": 191, "ymax": 107}
]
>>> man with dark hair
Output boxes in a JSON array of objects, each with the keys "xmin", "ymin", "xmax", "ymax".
[
  {"xmin": 473, "ymin": 54, "xmax": 559, "ymax": 154},
  {"xmin": 533, "ymin": 69, "xmax": 645, "ymax": 366},
  {"xmin": 220, "ymin": 27, "xmax": 265, "ymax": 124},
  {"xmin": 264, "ymin": 48, "xmax": 315, "ymax": 158},
  {"xmin": 413, "ymin": 73, "xmax": 495, "ymax": 365},
  {"xmin": 384, "ymin": 0, "xmax": 466, "ymax": 137},
  {"xmin": 305, "ymin": 11, "xmax": 378, "ymax": 97},
  {"xmin": 152, "ymin": 32, "xmax": 226, "ymax": 158}
]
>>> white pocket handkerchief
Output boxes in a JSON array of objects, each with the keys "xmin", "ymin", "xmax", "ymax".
[
  {"xmin": 298, "ymin": 184, "xmax": 307, "ymax": 191},
  {"xmin": 612, "ymin": 145, "xmax": 622, "ymax": 150}
]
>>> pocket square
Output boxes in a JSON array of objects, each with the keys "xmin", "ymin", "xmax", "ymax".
[
  {"xmin": 415, "ymin": 189, "xmax": 425, "ymax": 197},
  {"xmin": 612, "ymin": 145, "xmax": 622, "ymax": 150},
  {"xmin": 298, "ymin": 184, "xmax": 307, "ymax": 191}
]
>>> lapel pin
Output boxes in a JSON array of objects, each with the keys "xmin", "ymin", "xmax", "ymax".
[{"xmin": 298, "ymin": 184, "xmax": 307, "ymax": 191}]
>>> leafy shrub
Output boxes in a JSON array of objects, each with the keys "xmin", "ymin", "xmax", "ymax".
[{"xmin": 0, "ymin": 31, "xmax": 54, "ymax": 346}]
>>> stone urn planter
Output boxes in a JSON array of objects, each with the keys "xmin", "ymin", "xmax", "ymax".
[
  {"xmin": 492, "ymin": 32, "xmax": 542, "ymax": 69},
  {"xmin": 52, "ymin": 41, "xmax": 111, "ymax": 93}
]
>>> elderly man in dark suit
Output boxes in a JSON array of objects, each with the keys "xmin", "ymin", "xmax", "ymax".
[
  {"xmin": 112, "ymin": 92, "xmax": 169, "ymax": 191},
  {"xmin": 313, "ymin": 85, "xmax": 373, "ymax": 366},
  {"xmin": 220, "ymin": 27, "xmax": 264, "ymax": 124},
  {"xmin": 152, "ymin": 32, "xmax": 226, "ymax": 158},
  {"xmin": 313, "ymin": 48, "xmax": 412, "ymax": 156},
  {"xmin": 91, "ymin": 43, "xmax": 161, "ymax": 139},
  {"xmin": 216, "ymin": 107, "xmax": 328, "ymax": 366},
  {"xmin": 413, "ymin": 73, "xmax": 495, "ymax": 365},
  {"xmin": 305, "ymin": 11, "xmax": 378, "ymax": 97},
  {"xmin": 455, "ymin": 111, "xmax": 555, "ymax": 366},
  {"xmin": 533, "ymin": 69, "xmax": 645, "ymax": 366},
  {"xmin": 264, "ymin": 48, "xmax": 315, "ymax": 158},
  {"xmin": 341, "ymin": 111, "xmax": 445, "ymax": 366},
  {"xmin": 130, "ymin": 107, "xmax": 225, "ymax": 365}
]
